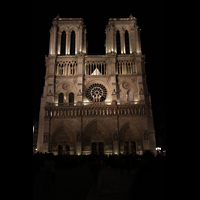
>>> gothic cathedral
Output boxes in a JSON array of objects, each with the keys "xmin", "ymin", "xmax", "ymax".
[{"xmin": 37, "ymin": 15, "xmax": 156, "ymax": 156}]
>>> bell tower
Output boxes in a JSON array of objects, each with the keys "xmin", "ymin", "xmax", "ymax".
[
  {"xmin": 105, "ymin": 14, "xmax": 141, "ymax": 55},
  {"xmin": 37, "ymin": 17, "xmax": 87, "ymax": 153},
  {"xmin": 49, "ymin": 15, "xmax": 87, "ymax": 56}
]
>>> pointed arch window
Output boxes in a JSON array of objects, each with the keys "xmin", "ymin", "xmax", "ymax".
[
  {"xmin": 58, "ymin": 93, "xmax": 64, "ymax": 104},
  {"xmin": 70, "ymin": 31, "xmax": 75, "ymax": 55},
  {"xmin": 61, "ymin": 31, "xmax": 66, "ymax": 55},
  {"xmin": 125, "ymin": 30, "xmax": 130, "ymax": 54},
  {"xmin": 69, "ymin": 93, "xmax": 74, "ymax": 105},
  {"xmin": 129, "ymin": 92, "xmax": 134, "ymax": 102},
  {"xmin": 120, "ymin": 92, "xmax": 124, "ymax": 102},
  {"xmin": 116, "ymin": 30, "xmax": 121, "ymax": 55}
]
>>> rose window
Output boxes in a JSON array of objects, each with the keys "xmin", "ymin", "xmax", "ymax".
[{"xmin": 86, "ymin": 84, "xmax": 107, "ymax": 102}]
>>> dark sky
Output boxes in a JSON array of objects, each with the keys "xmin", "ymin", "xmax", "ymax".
[{"xmin": 33, "ymin": 2, "xmax": 166, "ymax": 145}]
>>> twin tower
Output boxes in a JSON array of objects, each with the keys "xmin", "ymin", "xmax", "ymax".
[
  {"xmin": 37, "ymin": 15, "xmax": 156, "ymax": 156},
  {"xmin": 49, "ymin": 14, "xmax": 141, "ymax": 56}
]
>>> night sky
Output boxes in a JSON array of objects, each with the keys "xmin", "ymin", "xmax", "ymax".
[{"xmin": 32, "ymin": 2, "xmax": 166, "ymax": 148}]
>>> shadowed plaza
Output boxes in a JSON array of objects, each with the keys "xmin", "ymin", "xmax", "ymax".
[{"xmin": 33, "ymin": 153, "xmax": 166, "ymax": 200}]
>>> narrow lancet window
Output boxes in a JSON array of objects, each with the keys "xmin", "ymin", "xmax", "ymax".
[
  {"xmin": 61, "ymin": 31, "xmax": 66, "ymax": 55},
  {"xmin": 58, "ymin": 93, "xmax": 64, "ymax": 104},
  {"xmin": 70, "ymin": 31, "xmax": 75, "ymax": 55},
  {"xmin": 125, "ymin": 30, "xmax": 130, "ymax": 54},
  {"xmin": 69, "ymin": 93, "xmax": 74, "ymax": 104},
  {"xmin": 129, "ymin": 92, "xmax": 134, "ymax": 102},
  {"xmin": 116, "ymin": 31, "xmax": 121, "ymax": 55},
  {"xmin": 120, "ymin": 92, "xmax": 124, "ymax": 102}
]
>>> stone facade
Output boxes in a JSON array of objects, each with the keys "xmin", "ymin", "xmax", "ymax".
[{"xmin": 37, "ymin": 15, "xmax": 156, "ymax": 156}]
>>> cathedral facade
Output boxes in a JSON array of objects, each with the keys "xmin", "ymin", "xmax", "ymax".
[{"xmin": 37, "ymin": 15, "xmax": 156, "ymax": 156}]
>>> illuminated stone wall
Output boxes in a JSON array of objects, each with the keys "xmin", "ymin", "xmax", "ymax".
[{"xmin": 37, "ymin": 16, "xmax": 156, "ymax": 156}]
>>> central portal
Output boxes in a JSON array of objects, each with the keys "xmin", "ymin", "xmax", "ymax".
[
  {"xmin": 124, "ymin": 141, "xmax": 136, "ymax": 154},
  {"xmin": 83, "ymin": 119, "xmax": 112, "ymax": 156},
  {"xmin": 92, "ymin": 142, "xmax": 104, "ymax": 156}
]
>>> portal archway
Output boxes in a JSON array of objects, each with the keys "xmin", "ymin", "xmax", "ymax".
[
  {"xmin": 119, "ymin": 122, "xmax": 143, "ymax": 155},
  {"xmin": 50, "ymin": 123, "xmax": 76, "ymax": 155},
  {"xmin": 82, "ymin": 119, "xmax": 112, "ymax": 155}
]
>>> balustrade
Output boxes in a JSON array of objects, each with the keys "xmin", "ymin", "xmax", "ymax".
[
  {"xmin": 85, "ymin": 60, "xmax": 107, "ymax": 75},
  {"xmin": 117, "ymin": 60, "xmax": 136, "ymax": 75},
  {"xmin": 56, "ymin": 61, "xmax": 77, "ymax": 76},
  {"xmin": 45, "ymin": 102, "xmax": 146, "ymax": 118},
  {"xmin": 55, "ymin": 57, "xmax": 137, "ymax": 76}
]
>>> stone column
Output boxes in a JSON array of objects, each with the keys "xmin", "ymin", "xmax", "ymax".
[
  {"xmin": 76, "ymin": 133, "xmax": 82, "ymax": 156},
  {"xmin": 75, "ymin": 31, "xmax": 78, "ymax": 55},
  {"xmin": 49, "ymin": 24, "xmax": 57, "ymax": 55},
  {"xmin": 106, "ymin": 26, "xmax": 111, "ymax": 54},
  {"xmin": 83, "ymin": 29, "xmax": 87, "ymax": 54},
  {"xmin": 113, "ymin": 30, "xmax": 117, "ymax": 53},
  {"xmin": 120, "ymin": 30, "xmax": 125, "ymax": 54},
  {"xmin": 113, "ymin": 132, "xmax": 119, "ymax": 155},
  {"xmin": 110, "ymin": 26, "xmax": 114, "ymax": 52},
  {"xmin": 66, "ymin": 31, "xmax": 70, "ymax": 55},
  {"xmin": 105, "ymin": 28, "xmax": 109, "ymax": 54},
  {"xmin": 129, "ymin": 29, "xmax": 135, "ymax": 54},
  {"xmin": 57, "ymin": 31, "xmax": 62, "ymax": 55},
  {"xmin": 122, "ymin": 62, "xmax": 126, "ymax": 74},
  {"xmin": 136, "ymin": 26, "xmax": 142, "ymax": 54},
  {"xmin": 79, "ymin": 26, "xmax": 83, "ymax": 53}
]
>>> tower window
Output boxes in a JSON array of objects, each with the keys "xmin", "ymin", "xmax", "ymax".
[
  {"xmin": 69, "ymin": 93, "xmax": 74, "ymax": 104},
  {"xmin": 129, "ymin": 92, "xmax": 134, "ymax": 102},
  {"xmin": 61, "ymin": 31, "xmax": 66, "ymax": 55},
  {"xmin": 116, "ymin": 31, "xmax": 121, "ymax": 55},
  {"xmin": 120, "ymin": 92, "xmax": 124, "ymax": 102},
  {"xmin": 125, "ymin": 30, "xmax": 130, "ymax": 54},
  {"xmin": 58, "ymin": 93, "xmax": 64, "ymax": 104},
  {"xmin": 70, "ymin": 31, "xmax": 75, "ymax": 55}
]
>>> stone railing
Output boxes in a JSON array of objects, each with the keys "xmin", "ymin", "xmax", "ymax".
[
  {"xmin": 117, "ymin": 59, "xmax": 136, "ymax": 75},
  {"xmin": 55, "ymin": 55, "xmax": 138, "ymax": 76},
  {"xmin": 45, "ymin": 101, "xmax": 146, "ymax": 118},
  {"xmin": 85, "ymin": 57, "xmax": 107, "ymax": 75},
  {"xmin": 56, "ymin": 60, "xmax": 78, "ymax": 76}
]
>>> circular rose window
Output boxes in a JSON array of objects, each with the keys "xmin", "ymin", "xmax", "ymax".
[{"xmin": 86, "ymin": 84, "xmax": 107, "ymax": 102}]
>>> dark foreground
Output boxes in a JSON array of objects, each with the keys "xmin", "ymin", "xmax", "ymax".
[{"xmin": 33, "ymin": 153, "xmax": 166, "ymax": 200}]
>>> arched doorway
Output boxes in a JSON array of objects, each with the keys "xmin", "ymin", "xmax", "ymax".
[
  {"xmin": 99, "ymin": 142, "xmax": 104, "ymax": 156},
  {"xmin": 92, "ymin": 142, "xmax": 104, "ymax": 156},
  {"xmin": 131, "ymin": 141, "xmax": 136, "ymax": 154},
  {"xmin": 58, "ymin": 145, "xmax": 63, "ymax": 155},
  {"xmin": 83, "ymin": 119, "xmax": 112, "ymax": 155},
  {"xmin": 119, "ymin": 122, "xmax": 143, "ymax": 155},
  {"xmin": 92, "ymin": 142, "xmax": 97, "ymax": 154},
  {"xmin": 50, "ymin": 124, "xmax": 76, "ymax": 155}
]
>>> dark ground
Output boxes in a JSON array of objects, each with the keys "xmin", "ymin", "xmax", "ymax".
[
  {"xmin": 33, "ymin": 153, "xmax": 166, "ymax": 200},
  {"xmin": 33, "ymin": 167, "xmax": 94, "ymax": 200},
  {"xmin": 33, "ymin": 166, "xmax": 135, "ymax": 200}
]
